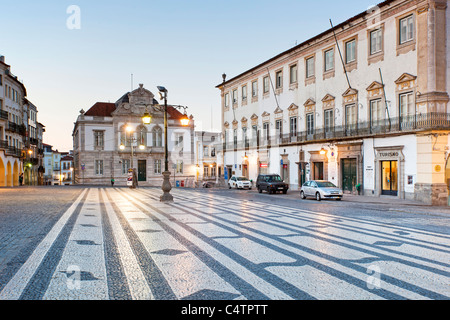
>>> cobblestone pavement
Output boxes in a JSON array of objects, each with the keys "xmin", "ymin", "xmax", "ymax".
[{"xmin": 0, "ymin": 186, "xmax": 449, "ymax": 300}]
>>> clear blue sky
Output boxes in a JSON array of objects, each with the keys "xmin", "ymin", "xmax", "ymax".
[{"xmin": 0, "ymin": 0, "xmax": 379, "ymax": 151}]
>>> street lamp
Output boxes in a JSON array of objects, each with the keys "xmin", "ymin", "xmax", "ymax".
[
  {"xmin": 119, "ymin": 125, "xmax": 145, "ymax": 188},
  {"xmin": 140, "ymin": 86, "xmax": 190, "ymax": 202}
]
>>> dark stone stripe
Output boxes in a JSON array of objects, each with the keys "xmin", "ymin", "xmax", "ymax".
[
  {"xmin": 163, "ymin": 191, "xmax": 450, "ymax": 300},
  {"xmin": 116, "ymin": 190, "xmax": 287, "ymax": 300},
  {"xmin": 19, "ymin": 191, "xmax": 88, "ymax": 300},
  {"xmin": 99, "ymin": 189, "xmax": 132, "ymax": 300},
  {"xmin": 0, "ymin": 188, "xmax": 85, "ymax": 294},
  {"xmin": 104, "ymin": 190, "xmax": 177, "ymax": 300}
]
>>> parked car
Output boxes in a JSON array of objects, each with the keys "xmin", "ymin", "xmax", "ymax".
[
  {"xmin": 300, "ymin": 180, "xmax": 343, "ymax": 201},
  {"xmin": 228, "ymin": 176, "xmax": 252, "ymax": 189},
  {"xmin": 256, "ymin": 174, "xmax": 289, "ymax": 194}
]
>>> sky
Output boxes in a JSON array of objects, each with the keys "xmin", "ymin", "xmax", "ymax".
[{"xmin": 0, "ymin": 0, "xmax": 379, "ymax": 152}]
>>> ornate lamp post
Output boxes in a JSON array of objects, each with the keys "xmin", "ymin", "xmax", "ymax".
[{"xmin": 140, "ymin": 86, "xmax": 190, "ymax": 202}]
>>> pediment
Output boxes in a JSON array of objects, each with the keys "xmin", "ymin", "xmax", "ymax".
[
  {"xmin": 321, "ymin": 94, "xmax": 335, "ymax": 102},
  {"xmin": 129, "ymin": 84, "xmax": 156, "ymax": 107},
  {"xmin": 224, "ymin": 121, "xmax": 230, "ymax": 127},
  {"xmin": 342, "ymin": 87, "xmax": 358, "ymax": 97},
  {"xmin": 394, "ymin": 73, "xmax": 417, "ymax": 84},
  {"xmin": 366, "ymin": 81, "xmax": 384, "ymax": 91},
  {"xmin": 241, "ymin": 117, "xmax": 248, "ymax": 123},
  {"xmin": 288, "ymin": 103, "xmax": 299, "ymax": 110},
  {"xmin": 250, "ymin": 113, "xmax": 259, "ymax": 120},
  {"xmin": 261, "ymin": 111, "xmax": 270, "ymax": 117},
  {"xmin": 274, "ymin": 106, "xmax": 283, "ymax": 114},
  {"xmin": 232, "ymin": 119, "xmax": 238, "ymax": 125},
  {"xmin": 304, "ymin": 98, "xmax": 316, "ymax": 107}
]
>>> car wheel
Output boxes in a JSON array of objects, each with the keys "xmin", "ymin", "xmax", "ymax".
[
  {"xmin": 316, "ymin": 192, "xmax": 321, "ymax": 201},
  {"xmin": 258, "ymin": 188, "xmax": 262, "ymax": 193},
  {"xmin": 300, "ymin": 191, "xmax": 306, "ymax": 199},
  {"xmin": 228, "ymin": 184, "xmax": 231, "ymax": 189},
  {"xmin": 283, "ymin": 190, "xmax": 287, "ymax": 194},
  {"xmin": 336, "ymin": 198, "xmax": 342, "ymax": 201}
]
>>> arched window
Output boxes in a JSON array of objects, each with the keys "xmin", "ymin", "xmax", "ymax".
[
  {"xmin": 119, "ymin": 125, "xmax": 129, "ymax": 147},
  {"xmin": 153, "ymin": 126, "xmax": 162, "ymax": 147},
  {"xmin": 138, "ymin": 125, "xmax": 147, "ymax": 147}
]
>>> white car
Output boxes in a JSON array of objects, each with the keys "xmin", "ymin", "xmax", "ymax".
[
  {"xmin": 300, "ymin": 180, "xmax": 343, "ymax": 201},
  {"xmin": 228, "ymin": 176, "xmax": 252, "ymax": 190}
]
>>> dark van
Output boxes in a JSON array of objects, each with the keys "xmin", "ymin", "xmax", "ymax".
[{"xmin": 256, "ymin": 174, "xmax": 289, "ymax": 194}]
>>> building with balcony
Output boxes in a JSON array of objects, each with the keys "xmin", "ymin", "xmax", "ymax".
[
  {"xmin": 217, "ymin": 0, "xmax": 449, "ymax": 205},
  {"xmin": 72, "ymin": 84, "xmax": 196, "ymax": 186},
  {"xmin": 0, "ymin": 55, "xmax": 27, "ymax": 187}
]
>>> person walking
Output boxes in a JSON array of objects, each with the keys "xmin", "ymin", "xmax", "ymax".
[
  {"xmin": 111, "ymin": 177, "xmax": 115, "ymax": 187},
  {"xmin": 19, "ymin": 173, "xmax": 23, "ymax": 186}
]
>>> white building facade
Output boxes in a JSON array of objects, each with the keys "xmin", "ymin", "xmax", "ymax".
[
  {"xmin": 72, "ymin": 85, "xmax": 196, "ymax": 186},
  {"xmin": 218, "ymin": 0, "xmax": 449, "ymax": 205}
]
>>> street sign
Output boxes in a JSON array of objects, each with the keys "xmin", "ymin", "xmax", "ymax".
[{"xmin": 127, "ymin": 169, "xmax": 133, "ymax": 187}]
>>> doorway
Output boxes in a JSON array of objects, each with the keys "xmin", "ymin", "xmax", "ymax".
[
  {"xmin": 381, "ymin": 160, "xmax": 398, "ymax": 196},
  {"xmin": 342, "ymin": 158, "xmax": 357, "ymax": 193},
  {"xmin": 312, "ymin": 162, "xmax": 323, "ymax": 180},
  {"xmin": 138, "ymin": 160, "xmax": 147, "ymax": 182}
]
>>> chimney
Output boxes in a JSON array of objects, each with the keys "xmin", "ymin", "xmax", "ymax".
[{"xmin": 0, "ymin": 56, "xmax": 4, "ymax": 63}]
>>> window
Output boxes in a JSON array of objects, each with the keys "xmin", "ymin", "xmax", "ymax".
[
  {"xmin": 242, "ymin": 85, "xmax": 247, "ymax": 101},
  {"xmin": 176, "ymin": 160, "xmax": 183, "ymax": 174},
  {"xmin": 153, "ymin": 127, "xmax": 162, "ymax": 147},
  {"xmin": 252, "ymin": 81, "xmax": 258, "ymax": 97},
  {"xmin": 94, "ymin": 131, "xmax": 104, "ymax": 148},
  {"xmin": 0, "ymin": 75, "xmax": 2, "ymax": 86},
  {"xmin": 275, "ymin": 120, "xmax": 282, "ymax": 139},
  {"xmin": 345, "ymin": 104, "xmax": 357, "ymax": 131},
  {"xmin": 203, "ymin": 146, "xmax": 209, "ymax": 157},
  {"xmin": 232, "ymin": 89, "xmax": 238, "ymax": 105},
  {"xmin": 370, "ymin": 99, "xmax": 384, "ymax": 126},
  {"xmin": 306, "ymin": 113, "xmax": 314, "ymax": 135},
  {"xmin": 211, "ymin": 147, "xmax": 215, "ymax": 157},
  {"xmin": 370, "ymin": 29, "xmax": 382, "ymax": 55},
  {"xmin": 263, "ymin": 122, "xmax": 269, "ymax": 143},
  {"xmin": 138, "ymin": 126, "xmax": 147, "ymax": 146},
  {"xmin": 243, "ymin": 127, "xmax": 249, "ymax": 148},
  {"xmin": 233, "ymin": 129, "xmax": 238, "ymax": 149},
  {"xmin": 122, "ymin": 159, "xmax": 131, "ymax": 175},
  {"xmin": 275, "ymin": 70, "xmax": 283, "ymax": 89},
  {"xmin": 345, "ymin": 40, "xmax": 356, "ymax": 64},
  {"xmin": 306, "ymin": 57, "xmax": 315, "ymax": 78},
  {"xmin": 175, "ymin": 133, "xmax": 184, "ymax": 152},
  {"xmin": 399, "ymin": 15, "xmax": 414, "ymax": 44},
  {"xmin": 263, "ymin": 76, "xmax": 269, "ymax": 93},
  {"xmin": 204, "ymin": 166, "xmax": 209, "ymax": 177},
  {"xmin": 224, "ymin": 93, "xmax": 229, "ymax": 108},
  {"xmin": 289, "ymin": 64, "xmax": 298, "ymax": 84},
  {"xmin": 399, "ymin": 92, "xmax": 414, "ymax": 117},
  {"xmin": 120, "ymin": 126, "xmax": 129, "ymax": 147},
  {"xmin": 324, "ymin": 49, "xmax": 334, "ymax": 71},
  {"xmin": 252, "ymin": 125, "xmax": 258, "ymax": 145},
  {"xmin": 95, "ymin": 160, "xmax": 104, "ymax": 175},
  {"xmin": 154, "ymin": 159, "xmax": 161, "ymax": 174},
  {"xmin": 324, "ymin": 109, "xmax": 334, "ymax": 132},
  {"xmin": 289, "ymin": 116, "xmax": 297, "ymax": 137}
]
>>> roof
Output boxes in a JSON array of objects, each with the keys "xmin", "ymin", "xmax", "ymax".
[
  {"xmin": 84, "ymin": 102, "xmax": 116, "ymax": 117},
  {"xmin": 61, "ymin": 155, "xmax": 73, "ymax": 161},
  {"xmin": 217, "ymin": 0, "xmax": 394, "ymax": 88},
  {"xmin": 84, "ymin": 101, "xmax": 186, "ymax": 120}
]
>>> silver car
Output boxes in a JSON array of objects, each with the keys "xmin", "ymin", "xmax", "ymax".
[{"xmin": 300, "ymin": 180, "xmax": 343, "ymax": 201}]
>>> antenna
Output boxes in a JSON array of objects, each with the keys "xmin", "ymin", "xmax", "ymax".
[
  {"xmin": 131, "ymin": 73, "xmax": 133, "ymax": 91},
  {"xmin": 379, "ymin": 68, "xmax": 392, "ymax": 131},
  {"xmin": 330, "ymin": 19, "xmax": 351, "ymax": 89}
]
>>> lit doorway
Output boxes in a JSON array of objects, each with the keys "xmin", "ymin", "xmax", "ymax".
[{"xmin": 381, "ymin": 160, "xmax": 398, "ymax": 196}]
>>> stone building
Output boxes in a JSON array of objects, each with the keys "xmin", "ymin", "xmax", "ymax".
[
  {"xmin": 217, "ymin": 0, "xmax": 449, "ymax": 205},
  {"xmin": 72, "ymin": 84, "xmax": 196, "ymax": 186},
  {"xmin": 0, "ymin": 55, "xmax": 44, "ymax": 187}
]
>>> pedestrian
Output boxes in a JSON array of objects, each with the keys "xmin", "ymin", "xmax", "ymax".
[
  {"xmin": 111, "ymin": 177, "xmax": 115, "ymax": 187},
  {"xmin": 19, "ymin": 173, "xmax": 23, "ymax": 186}
]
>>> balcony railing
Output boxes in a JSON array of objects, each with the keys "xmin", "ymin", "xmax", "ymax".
[
  {"xmin": 220, "ymin": 112, "xmax": 450, "ymax": 152},
  {"xmin": 0, "ymin": 110, "xmax": 8, "ymax": 121}
]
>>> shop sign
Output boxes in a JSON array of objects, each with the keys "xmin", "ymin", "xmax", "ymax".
[{"xmin": 378, "ymin": 151, "xmax": 399, "ymax": 158}]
